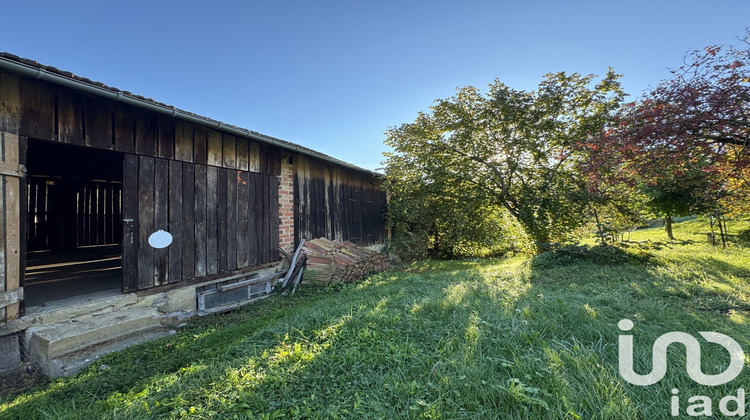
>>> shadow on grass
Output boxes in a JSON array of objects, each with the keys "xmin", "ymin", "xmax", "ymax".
[
  {"xmin": 0, "ymin": 271, "xmax": 489, "ymax": 417},
  {"xmin": 3, "ymin": 245, "xmax": 750, "ymax": 419},
  {"xmin": 648, "ymin": 254, "xmax": 750, "ymax": 314},
  {"xmin": 0, "ymin": 263, "xmax": 550, "ymax": 418}
]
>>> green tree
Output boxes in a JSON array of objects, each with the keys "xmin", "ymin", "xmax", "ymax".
[
  {"xmin": 384, "ymin": 71, "xmax": 624, "ymax": 253},
  {"xmin": 384, "ymin": 155, "xmax": 527, "ymax": 259},
  {"xmin": 640, "ymin": 167, "xmax": 717, "ymax": 240}
]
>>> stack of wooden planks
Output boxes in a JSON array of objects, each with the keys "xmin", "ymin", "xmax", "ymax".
[{"xmin": 302, "ymin": 238, "xmax": 388, "ymax": 284}]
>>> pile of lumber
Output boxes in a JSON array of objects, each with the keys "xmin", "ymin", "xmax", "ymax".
[{"xmin": 302, "ymin": 238, "xmax": 388, "ymax": 284}]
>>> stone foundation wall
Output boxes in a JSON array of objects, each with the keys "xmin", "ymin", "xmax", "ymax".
[{"xmin": 0, "ymin": 263, "xmax": 282, "ymax": 376}]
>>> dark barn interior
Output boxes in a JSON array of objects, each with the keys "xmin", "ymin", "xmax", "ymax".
[{"xmin": 24, "ymin": 139, "xmax": 124, "ymax": 306}]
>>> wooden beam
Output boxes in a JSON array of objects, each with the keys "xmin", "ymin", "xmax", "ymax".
[
  {"xmin": 135, "ymin": 111, "xmax": 158, "ymax": 156},
  {"xmin": 113, "ymin": 103, "xmax": 135, "ymax": 153},
  {"xmin": 19, "ymin": 78, "xmax": 55, "ymax": 140},
  {"xmin": 181, "ymin": 163, "xmax": 195, "ymax": 279},
  {"xmin": 0, "ymin": 70, "xmax": 20, "ymax": 134},
  {"xmin": 222, "ymin": 134, "xmax": 236, "ymax": 169},
  {"xmin": 137, "ymin": 156, "xmax": 155, "ymax": 290},
  {"xmin": 194, "ymin": 164, "xmax": 207, "ymax": 277},
  {"xmin": 0, "ymin": 161, "xmax": 23, "ymax": 177},
  {"xmin": 193, "ymin": 127, "xmax": 208, "ymax": 165},
  {"xmin": 153, "ymin": 158, "xmax": 169, "ymax": 286},
  {"xmin": 207, "ymin": 129, "xmax": 222, "ymax": 167},
  {"xmin": 236, "ymin": 170, "xmax": 250, "ymax": 268},
  {"xmin": 206, "ymin": 166, "xmax": 218, "ymax": 275},
  {"xmin": 225, "ymin": 167, "xmax": 237, "ymax": 270},
  {"xmin": 167, "ymin": 160, "xmax": 183, "ymax": 283},
  {"xmin": 56, "ymin": 89, "xmax": 84, "ymax": 145},
  {"xmin": 236, "ymin": 138, "xmax": 249, "ymax": 171},
  {"xmin": 0, "ymin": 288, "xmax": 23, "ymax": 309},
  {"xmin": 157, "ymin": 117, "xmax": 175, "ymax": 159},
  {"xmin": 3, "ymin": 132, "xmax": 21, "ymax": 320},
  {"xmin": 248, "ymin": 142, "xmax": 260, "ymax": 172},
  {"xmin": 175, "ymin": 121, "xmax": 194, "ymax": 163},
  {"xmin": 84, "ymin": 96, "xmax": 114, "ymax": 150},
  {"xmin": 217, "ymin": 168, "xmax": 228, "ymax": 272},
  {"xmin": 247, "ymin": 173, "xmax": 257, "ymax": 265},
  {"xmin": 122, "ymin": 154, "xmax": 139, "ymax": 292}
]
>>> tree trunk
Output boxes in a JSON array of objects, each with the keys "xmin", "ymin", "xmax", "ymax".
[
  {"xmin": 665, "ymin": 215, "xmax": 675, "ymax": 240},
  {"xmin": 593, "ymin": 208, "xmax": 606, "ymax": 245}
]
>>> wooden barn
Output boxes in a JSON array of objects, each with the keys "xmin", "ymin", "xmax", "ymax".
[{"xmin": 0, "ymin": 53, "xmax": 386, "ymax": 376}]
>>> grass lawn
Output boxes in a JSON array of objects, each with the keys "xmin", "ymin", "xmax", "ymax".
[{"xmin": 1, "ymin": 218, "xmax": 749, "ymax": 419}]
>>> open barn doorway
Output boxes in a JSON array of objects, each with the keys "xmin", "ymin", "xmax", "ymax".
[{"xmin": 24, "ymin": 139, "xmax": 124, "ymax": 307}]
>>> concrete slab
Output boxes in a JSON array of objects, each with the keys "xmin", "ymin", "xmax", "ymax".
[
  {"xmin": 28, "ymin": 307, "xmax": 162, "ymax": 359},
  {"xmin": 41, "ymin": 328, "xmax": 175, "ymax": 377}
]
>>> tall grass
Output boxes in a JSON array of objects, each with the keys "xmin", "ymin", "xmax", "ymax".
[{"xmin": 1, "ymin": 217, "xmax": 749, "ymax": 419}]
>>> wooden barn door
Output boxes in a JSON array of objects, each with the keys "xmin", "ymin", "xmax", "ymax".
[
  {"xmin": 121, "ymin": 153, "xmax": 282, "ymax": 292},
  {"xmin": 121, "ymin": 154, "xmax": 171, "ymax": 292},
  {"xmin": 0, "ymin": 132, "xmax": 24, "ymax": 322}
]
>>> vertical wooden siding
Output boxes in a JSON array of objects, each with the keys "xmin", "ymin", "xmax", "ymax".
[
  {"xmin": 0, "ymin": 70, "xmax": 23, "ymax": 323},
  {"xmin": 11, "ymin": 75, "xmax": 283, "ymax": 293},
  {"xmin": 294, "ymin": 155, "xmax": 386, "ymax": 246},
  {"xmin": 122, "ymin": 156, "xmax": 279, "ymax": 291},
  {"xmin": 17, "ymin": 78, "xmax": 281, "ymax": 176}
]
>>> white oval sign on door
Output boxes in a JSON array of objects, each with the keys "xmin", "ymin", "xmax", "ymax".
[{"xmin": 148, "ymin": 229, "xmax": 173, "ymax": 249}]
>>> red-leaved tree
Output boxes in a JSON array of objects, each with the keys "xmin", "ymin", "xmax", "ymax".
[{"xmin": 585, "ymin": 30, "xmax": 750, "ymax": 240}]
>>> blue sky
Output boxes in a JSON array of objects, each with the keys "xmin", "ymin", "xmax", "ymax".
[{"xmin": 3, "ymin": 1, "xmax": 749, "ymax": 171}]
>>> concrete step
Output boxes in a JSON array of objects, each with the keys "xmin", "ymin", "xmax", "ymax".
[
  {"xmin": 42, "ymin": 327, "xmax": 175, "ymax": 377},
  {"xmin": 27, "ymin": 307, "xmax": 170, "ymax": 377},
  {"xmin": 28, "ymin": 306, "xmax": 163, "ymax": 359}
]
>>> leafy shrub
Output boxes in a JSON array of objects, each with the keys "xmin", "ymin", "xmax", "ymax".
[
  {"xmin": 532, "ymin": 244, "xmax": 651, "ymax": 268},
  {"xmin": 387, "ymin": 201, "xmax": 531, "ymax": 261}
]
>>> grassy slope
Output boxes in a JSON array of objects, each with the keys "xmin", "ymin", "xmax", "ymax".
[{"xmin": 1, "ymin": 218, "xmax": 749, "ymax": 419}]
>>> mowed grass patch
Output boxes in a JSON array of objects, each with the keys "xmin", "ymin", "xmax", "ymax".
[{"xmin": 1, "ymin": 219, "xmax": 750, "ymax": 419}]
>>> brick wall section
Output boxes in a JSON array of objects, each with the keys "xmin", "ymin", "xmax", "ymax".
[{"xmin": 278, "ymin": 153, "xmax": 295, "ymax": 255}]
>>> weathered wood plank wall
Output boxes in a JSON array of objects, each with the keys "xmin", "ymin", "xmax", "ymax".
[
  {"xmin": 15, "ymin": 78, "xmax": 281, "ymax": 176},
  {"xmin": 8, "ymin": 74, "xmax": 282, "ymax": 293},
  {"xmin": 122, "ymin": 157, "xmax": 280, "ymax": 291},
  {"xmin": 294, "ymin": 154, "xmax": 386, "ymax": 246},
  {"xmin": 1, "ymin": 72, "xmax": 387, "ymax": 302}
]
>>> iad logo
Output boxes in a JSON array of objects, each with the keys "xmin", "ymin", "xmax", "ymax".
[
  {"xmin": 618, "ymin": 319, "xmax": 744, "ymax": 386},
  {"xmin": 617, "ymin": 319, "xmax": 747, "ymax": 417}
]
